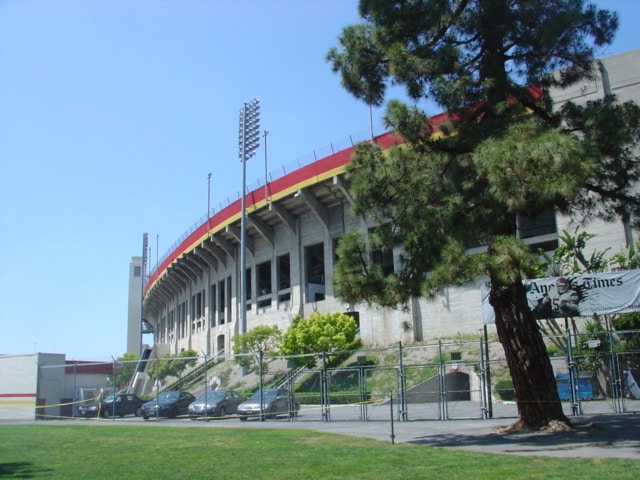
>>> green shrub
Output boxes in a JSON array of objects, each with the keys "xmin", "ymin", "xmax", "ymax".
[
  {"xmin": 296, "ymin": 391, "xmax": 371, "ymax": 405},
  {"xmin": 546, "ymin": 344, "xmax": 560, "ymax": 356},
  {"xmin": 494, "ymin": 380, "xmax": 515, "ymax": 401}
]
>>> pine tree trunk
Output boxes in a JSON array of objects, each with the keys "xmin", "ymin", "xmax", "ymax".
[{"xmin": 489, "ymin": 278, "xmax": 571, "ymax": 431}]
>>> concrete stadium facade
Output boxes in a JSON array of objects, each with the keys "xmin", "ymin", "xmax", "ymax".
[{"xmin": 138, "ymin": 49, "xmax": 639, "ymax": 360}]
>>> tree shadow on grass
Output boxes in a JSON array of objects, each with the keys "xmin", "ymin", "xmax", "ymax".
[{"xmin": 0, "ymin": 461, "xmax": 54, "ymax": 478}]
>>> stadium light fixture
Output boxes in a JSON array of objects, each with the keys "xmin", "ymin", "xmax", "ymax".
[{"xmin": 238, "ymin": 99, "xmax": 260, "ymax": 335}]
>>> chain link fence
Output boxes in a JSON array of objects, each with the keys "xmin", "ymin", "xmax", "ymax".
[
  {"xmin": 4, "ymin": 328, "xmax": 639, "ymax": 421},
  {"xmin": 251, "ymin": 329, "xmax": 640, "ymax": 423}
]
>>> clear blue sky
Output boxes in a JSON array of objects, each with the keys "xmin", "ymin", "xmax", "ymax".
[{"xmin": 1, "ymin": 1, "xmax": 638, "ymax": 361}]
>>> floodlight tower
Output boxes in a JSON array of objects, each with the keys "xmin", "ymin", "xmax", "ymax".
[{"xmin": 238, "ymin": 99, "xmax": 260, "ymax": 335}]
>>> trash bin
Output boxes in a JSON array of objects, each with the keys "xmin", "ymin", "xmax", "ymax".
[{"xmin": 556, "ymin": 372, "xmax": 594, "ymax": 400}]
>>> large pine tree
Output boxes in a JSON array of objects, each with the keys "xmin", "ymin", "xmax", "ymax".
[{"xmin": 327, "ymin": 0, "xmax": 640, "ymax": 431}]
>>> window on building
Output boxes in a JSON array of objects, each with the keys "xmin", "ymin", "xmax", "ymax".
[
  {"xmin": 217, "ymin": 335, "xmax": 225, "ymax": 356},
  {"xmin": 196, "ymin": 291, "xmax": 203, "ymax": 318},
  {"xmin": 200, "ymin": 289, "xmax": 206, "ymax": 327},
  {"xmin": 177, "ymin": 303, "xmax": 182, "ymax": 339},
  {"xmin": 278, "ymin": 254, "xmax": 290, "ymax": 289},
  {"xmin": 210, "ymin": 283, "xmax": 217, "ymax": 327},
  {"xmin": 328, "ymin": 204, "xmax": 345, "ymax": 237},
  {"xmin": 518, "ymin": 208, "xmax": 559, "ymax": 253},
  {"xmin": 225, "ymin": 277, "xmax": 232, "ymax": 323},
  {"xmin": 370, "ymin": 248, "xmax": 394, "ymax": 276},
  {"xmin": 159, "ymin": 316, "xmax": 166, "ymax": 343},
  {"xmin": 245, "ymin": 267, "xmax": 252, "ymax": 311},
  {"xmin": 133, "ymin": 266, "xmax": 142, "ymax": 277},
  {"xmin": 258, "ymin": 261, "xmax": 272, "ymax": 295},
  {"xmin": 518, "ymin": 208, "xmax": 557, "ymax": 239},
  {"xmin": 277, "ymin": 253, "xmax": 291, "ymax": 303},
  {"xmin": 305, "ymin": 243, "xmax": 325, "ymax": 302},
  {"xmin": 368, "ymin": 228, "xmax": 394, "ymax": 276},
  {"xmin": 179, "ymin": 301, "xmax": 187, "ymax": 339},
  {"xmin": 168, "ymin": 309, "xmax": 175, "ymax": 342},
  {"xmin": 465, "ymin": 208, "xmax": 558, "ymax": 252},
  {"xmin": 257, "ymin": 261, "xmax": 272, "ymax": 308},
  {"xmin": 183, "ymin": 301, "xmax": 188, "ymax": 338},
  {"xmin": 219, "ymin": 280, "xmax": 225, "ymax": 325}
]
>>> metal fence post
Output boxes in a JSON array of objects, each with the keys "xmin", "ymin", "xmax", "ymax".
[
  {"xmin": 438, "ymin": 341, "xmax": 447, "ymax": 420},
  {"xmin": 389, "ymin": 391, "xmax": 395, "ymax": 445},
  {"xmin": 288, "ymin": 365, "xmax": 295, "ymax": 422},
  {"xmin": 608, "ymin": 330, "xmax": 623, "ymax": 413},
  {"xmin": 484, "ymin": 325, "xmax": 493, "ymax": 418},
  {"xmin": 259, "ymin": 350, "xmax": 264, "ymax": 422},
  {"xmin": 357, "ymin": 356, "xmax": 368, "ymax": 421},
  {"xmin": 203, "ymin": 352, "xmax": 208, "ymax": 421},
  {"xmin": 398, "ymin": 341, "xmax": 407, "ymax": 421},
  {"xmin": 72, "ymin": 362, "xmax": 77, "ymax": 419},
  {"xmin": 479, "ymin": 338, "xmax": 488, "ymax": 420},
  {"xmin": 321, "ymin": 352, "xmax": 330, "ymax": 422},
  {"xmin": 566, "ymin": 328, "xmax": 580, "ymax": 416},
  {"xmin": 155, "ymin": 355, "xmax": 160, "ymax": 421},
  {"xmin": 111, "ymin": 357, "xmax": 117, "ymax": 420}
]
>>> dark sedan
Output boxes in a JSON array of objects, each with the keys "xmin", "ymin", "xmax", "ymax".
[
  {"xmin": 141, "ymin": 390, "xmax": 195, "ymax": 419},
  {"xmin": 77, "ymin": 393, "xmax": 144, "ymax": 418},
  {"xmin": 188, "ymin": 390, "xmax": 245, "ymax": 419},
  {"xmin": 237, "ymin": 388, "xmax": 300, "ymax": 421}
]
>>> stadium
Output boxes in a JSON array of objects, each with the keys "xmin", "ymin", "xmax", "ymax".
[
  {"xmin": 134, "ymin": 49, "xmax": 640, "ymax": 364},
  {"xmin": 2, "ymin": 50, "xmax": 639, "ymax": 423}
]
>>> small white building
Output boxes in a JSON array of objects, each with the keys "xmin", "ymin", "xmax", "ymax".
[{"xmin": 0, "ymin": 353, "xmax": 115, "ymax": 420}]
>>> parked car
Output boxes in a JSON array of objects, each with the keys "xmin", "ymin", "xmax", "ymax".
[
  {"xmin": 237, "ymin": 388, "xmax": 300, "ymax": 421},
  {"xmin": 188, "ymin": 390, "xmax": 245, "ymax": 419},
  {"xmin": 141, "ymin": 390, "xmax": 195, "ymax": 419},
  {"xmin": 77, "ymin": 393, "xmax": 144, "ymax": 418}
]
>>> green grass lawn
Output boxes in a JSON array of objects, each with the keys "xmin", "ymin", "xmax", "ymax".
[{"xmin": 1, "ymin": 424, "xmax": 637, "ymax": 479}]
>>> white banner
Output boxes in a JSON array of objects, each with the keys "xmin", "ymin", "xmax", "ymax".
[{"xmin": 481, "ymin": 269, "xmax": 640, "ymax": 324}]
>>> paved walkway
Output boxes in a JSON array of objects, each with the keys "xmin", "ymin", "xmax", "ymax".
[
  {"xmin": 196, "ymin": 412, "xmax": 639, "ymax": 459},
  {"xmin": 297, "ymin": 414, "xmax": 640, "ymax": 459}
]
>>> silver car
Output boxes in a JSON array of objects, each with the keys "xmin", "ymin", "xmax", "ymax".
[
  {"xmin": 236, "ymin": 388, "xmax": 300, "ymax": 421},
  {"xmin": 188, "ymin": 390, "xmax": 245, "ymax": 418}
]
